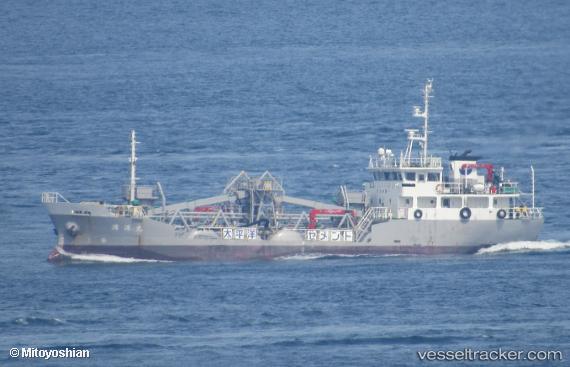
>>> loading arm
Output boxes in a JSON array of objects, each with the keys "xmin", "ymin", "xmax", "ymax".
[
  {"xmin": 150, "ymin": 194, "xmax": 232, "ymax": 215},
  {"xmin": 281, "ymin": 195, "xmax": 344, "ymax": 210}
]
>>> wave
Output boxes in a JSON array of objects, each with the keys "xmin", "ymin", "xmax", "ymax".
[
  {"xmin": 267, "ymin": 335, "xmax": 463, "ymax": 347},
  {"xmin": 275, "ymin": 253, "xmax": 394, "ymax": 261},
  {"xmin": 476, "ymin": 240, "xmax": 570, "ymax": 255},
  {"xmin": 53, "ymin": 246, "xmax": 170, "ymax": 263},
  {"xmin": 12, "ymin": 317, "xmax": 66, "ymax": 326},
  {"xmin": 87, "ymin": 342, "xmax": 164, "ymax": 351},
  {"xmin": 276, "ymin": 253, "xmax": 331, "ymax": 261}
]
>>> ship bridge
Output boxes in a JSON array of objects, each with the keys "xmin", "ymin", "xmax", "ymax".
[
  {"xmin": 368, "ymin": 154, "xmax": 442, "ymax": 170},
  {"xmin": 357, "ymin": 80, "xmax": 542, "ymax": 223}
]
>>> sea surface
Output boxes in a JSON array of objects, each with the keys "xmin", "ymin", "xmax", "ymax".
[{"xmin": 1, "ymin": 0, "xmax": 569, "ymax": 365}]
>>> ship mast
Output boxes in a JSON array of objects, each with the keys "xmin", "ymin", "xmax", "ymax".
[
  {"xmin": 129, "ymin": 130, "xmax": 138, "ymax": 204},
  {"xmin": 413, "ymin": 79, "xmax": 433, "ymax": 163}
]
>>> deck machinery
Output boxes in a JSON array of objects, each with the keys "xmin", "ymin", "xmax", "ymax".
[{"xmin": 43, "ymin": 81, "xmax": 543, "ymax": 261}]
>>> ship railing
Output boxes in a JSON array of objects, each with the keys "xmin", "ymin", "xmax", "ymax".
[
  {"xmin": 178, "ymin": 211, "xmax": 245, "ymax": 220},
  {"xmin": 506, "ymin": 207, "xmax": 543, "ymax": 219},
  {"xmin": 41, "ymin": 192, "xmax": 69, "ymax": 204},
  {"xmin": 369, "ymin": 207, "xmax": 392, "ymax": 220},
  {"xmin": 436, "ymin": 183, "xmax": 463, "ymax": 194},
  {"xmin": 368, "ymin": 156, "xmax": 442, "ymax": 169},
  {"xmin": 149, "ymin": 211, "xmax": 243, "ymax": 220},
  {"xmin": 355, "ymin": 206, "xmax": 391, "ymax": 241},
  {"xmin": 498, "ymin": 182, "xmax": 519, "ymax": 194},
  {"xmin": 150, "ymin": 210, "xmax": 246, "ymax": 228},
  {"xmin": 436, "ymin": 182, "xmax": 520, "ymax": 195},
  {"xmin": 400, "ymin": 157, "xmax": 442, "ymax": 168},
  {"xmin": 107, "ymin": 205, "xmax": 146, "ymax": 218},
  {"xmin": 276, "ymin": 212, "xmax": 357, "ymax": 230},
  {"xmin": 149, "ymin": 210, "xmax": 359, "ymax": 231}
]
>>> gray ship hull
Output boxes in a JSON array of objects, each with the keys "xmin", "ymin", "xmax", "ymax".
[
  {"xmin": 58, "ymin": 243, "xmax": 488, "ymax": 261},
  {"xmin": 46, "ymin": 203, "xmax": 543, "ymax": 261},
  {"xmin": 42, "ymin": 85, "xmax": 546, "ymax": 262}
]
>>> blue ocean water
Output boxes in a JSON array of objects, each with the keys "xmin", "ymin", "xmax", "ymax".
[{"xmin": 1, "ymin": 0, "xmax": 569, "ymax": 365}]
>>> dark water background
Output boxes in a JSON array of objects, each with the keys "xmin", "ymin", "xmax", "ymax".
[{"xmin": 1, "ymin": 0, "xmax": 569, "ymax": 365}]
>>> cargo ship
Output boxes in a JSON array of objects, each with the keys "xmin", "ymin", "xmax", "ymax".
[{"xmin": 43, "ymin": 80, "xmax": 543, "ymax": 261}]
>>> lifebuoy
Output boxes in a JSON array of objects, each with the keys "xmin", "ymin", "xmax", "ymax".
[
  {"xmin": 435, "ymin": 184, "xmax": 444, "ymax": 193},
  {"xmin": 414, "ymin": 209, "xmax": 423, "ymax": 219},
  {"xmin": 459, "ymin": 207, "xmax": 471, "ymax": 220},
  {"xmin": 497, "ymin": 209, "xmax": 507, "ymax": 219}
]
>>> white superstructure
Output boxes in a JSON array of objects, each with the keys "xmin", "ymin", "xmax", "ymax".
[{"xmin": 363, "ymin": 80, "xmax": 541, "ymax": 223}]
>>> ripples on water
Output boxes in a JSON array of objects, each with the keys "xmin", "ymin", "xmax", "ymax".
[{"xmin": 1, "ymin": 0, "xmax": 569, "ymax": 365}]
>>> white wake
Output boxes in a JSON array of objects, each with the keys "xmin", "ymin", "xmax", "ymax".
[
  {"xmin": 54, "ymin": 246, "xmax": 169, "ymax": 263},
  {"xmin": 276, "ymin": 253, "xmax": 389, "ymax": 261},
  {"xmin": 476, "ymin": 240, "xmax": 570, "ymax": 255},
  {"xmin": 275, "ymin": 253, "xmax": 330, "ymax": 261}
]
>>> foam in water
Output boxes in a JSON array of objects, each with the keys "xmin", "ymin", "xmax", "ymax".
[
  {"xmin": 276, "ymin": 253, "xmax": 388, "ymax": 261},
  {"xmin": 14, "ymin": 317, "xmax": 66, "ymax": 326},
  {"xmin": 54, "ymin": 247, "xmax": 169, "ymax": 263},
  {"xmin": 276, "ymin": 253, "xmax": 329, "ymax": 261},
  {"xmin": 476, "ymin": 240, "xmax": 570, "ymax": 255}
]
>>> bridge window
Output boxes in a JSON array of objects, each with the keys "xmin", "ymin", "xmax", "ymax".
[
  {"xmin": 405, "ymin": 172, "xmax": 416, "ymax": 181},
  {"xmin": 380, "ymin": 171, "xmax": 403, "ymax": 181},
  {"xmin": 427, "ymin": 173, "xmax": 440, "ymax": 182}
]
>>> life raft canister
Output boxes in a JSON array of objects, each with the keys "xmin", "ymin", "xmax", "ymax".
[
  {"xmin": 414, "ymin": 209, "xmax": 423, "ymax": 219},
  {"xmin": 459, "ymin": 207, "xmax": 471, "ymax": 220},
  {"xmin": 497, "ymin": 209, "xmax": 507, "ymax": 219}
]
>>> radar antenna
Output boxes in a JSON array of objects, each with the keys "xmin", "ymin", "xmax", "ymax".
[
  {"xmin": 413, "ymin": 79, "xmax": 433, "ymax": 161},
  {"xmin": 129, "ymin": 130, "xmax": 139, "ymax": 203}
]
